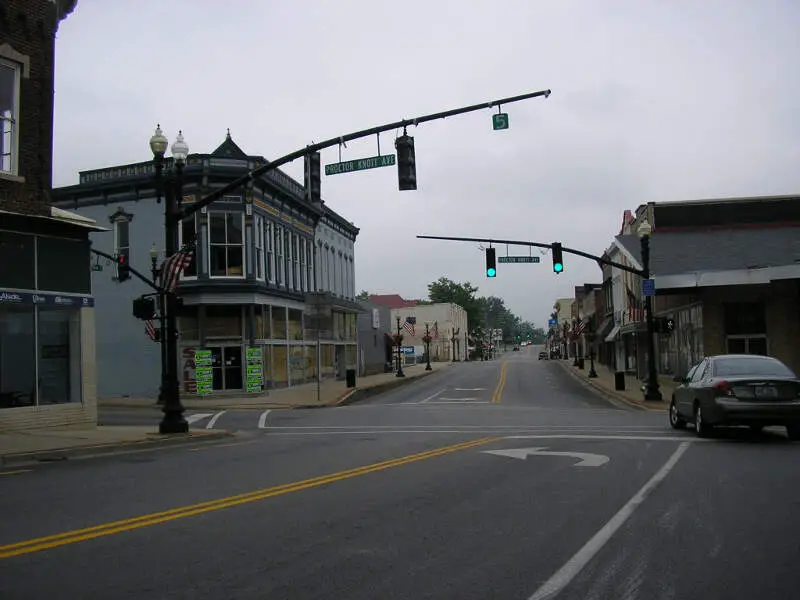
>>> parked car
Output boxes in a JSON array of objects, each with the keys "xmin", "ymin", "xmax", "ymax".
[{"xmin": 668, "ymin": 354, "xmax": 800, "ymax": 439}]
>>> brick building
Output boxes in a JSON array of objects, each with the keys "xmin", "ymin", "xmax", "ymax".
[{"xmin": 1, "ymin": 1, "xmax": 104, "ymax": 431}]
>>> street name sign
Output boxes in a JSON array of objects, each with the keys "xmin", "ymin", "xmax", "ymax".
[
  {"xmin": 498, "ymin": 256, "xmax": 540, "ymax": 264},
  {"xmin": 642, "ymin": 278, "xmax": 656, "ymax": 297},
  {"xmin": 325, "ymin": 154, "xmax": 396, "ymax": 176}
]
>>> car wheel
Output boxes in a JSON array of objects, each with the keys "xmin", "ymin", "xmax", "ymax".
[
  {"xmin": 669, "ymin": 398, "xmax": 685, "ymax": 430},
  {"xmin": 694, "ymin": 403, "xmax": 712, "ymax": 438},
  {"xmin": 786, "ymin": 424, "xmax": 800, "ymax": 441}
]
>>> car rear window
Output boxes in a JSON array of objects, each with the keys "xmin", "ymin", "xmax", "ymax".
[{"xmin": 714, "ymin": 357, "xmax": 795, "ymax": 378}]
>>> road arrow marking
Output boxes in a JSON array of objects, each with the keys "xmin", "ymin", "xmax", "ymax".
[
  {"xmin": 186, "ymin": 413, "xmax": 213, "ymax": 425},
  {"xmin": 482, "ymin": 447, "xmax": 609, "ymax": 467}
]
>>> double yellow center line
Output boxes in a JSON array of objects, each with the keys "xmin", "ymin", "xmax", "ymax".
[
  {"xmin": 491, "ymin": 361, "xmax": 509, "ymax": 403},
  {"xmin": 0, "ymin": 437, "xmax": 499, "ymax": 560}
]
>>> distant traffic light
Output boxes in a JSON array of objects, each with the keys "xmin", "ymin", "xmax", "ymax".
[
  {"xmin": 304, "ymin": 151, "xmax": 321, "ymax": 203},
  {"xmin": 551, "ymin": 243, "xmax": 564, "ymax": 274},
  {"xmin": 485, "ymin": 247, "xmax": 496, "ymax": 277},
  {"xmin": 395, "ymin": 134, "xmax": 417, "ymax": 191},
  {"xmin": 118, "ymin": 254, "xmax": 131, "ymax": 282}
]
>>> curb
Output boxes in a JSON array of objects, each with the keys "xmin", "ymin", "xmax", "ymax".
[
  {"xmin": 333, "ymin": 369, "xmax": 443, "ymax": 407},
  {"xmin": 0, "ymin": 430, "xmax": 234, "ymax": 468},
  {"xmin": 554, "ymin": 361, "xmax": 666, "ymax": 412}
]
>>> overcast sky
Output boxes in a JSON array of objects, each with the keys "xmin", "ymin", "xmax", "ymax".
[{"xmin": 52, "ymin": 0, "xmax": 800, "ymax": 327}]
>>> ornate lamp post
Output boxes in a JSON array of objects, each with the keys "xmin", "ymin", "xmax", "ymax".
[
  {"xmin": 422, "ymin": 323, "xmax": 433, "ymax": 371},
  {"xmin": 149, "ymin": 125, "xmax": 190, "ymax": 434},
  {"xmin": 587, "ymin": 330, "xmax": 598, "ymax": 378},
  {"xmin": 149, "ymin": 243, "xmax": 168, "ymax": 405},
  {"xmin": 393, "ymin": 316, "xmax": 405, "ymax": 378},
  {"xmin": 638, "ymin": 219, "xmax": 662, "ymax": 401}
]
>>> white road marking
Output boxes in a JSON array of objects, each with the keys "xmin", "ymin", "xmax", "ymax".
[
  {"xmin": 528, "ymin": 442, "xmax": 690, "ymax": 600},
  {"xmin": 186, "ymin": 413, "xmax": 213, "ymax": 425},
  {"xmin": 454, "ymin": 388, "xmax": 486, "ymax": 391},
  {"xmin": 264, "ymin": 430, "xmax": 706, "ymax": 438},
  {"xmin": 483, "ymin": 447, "xmax": 609, "ymax": 467},
  {"xmin": 419, "ymin": 389, "xmax": 445, "ymax": 404},
  {"xmin": 266, "ymin": 424, "xmax": 666, "ymax": 430},
  {"xmin": 206, "ymin": 411, "xmax": 226, "ymax": 429},
  {"xmin": 257, "ymin": 409, "xmax": 271, "ymax": 429},
  {"xmin": 505, "ymin": 434, "xmax": 711, "ymax": 442}
]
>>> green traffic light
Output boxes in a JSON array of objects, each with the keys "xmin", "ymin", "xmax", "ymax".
[
  {"xmin": 553, "ymin": 262, "xmax": 563, "ymax": 273},
  {"xmin": 487, "ymin": 267, "xmax": 496, "ymax": 277}
]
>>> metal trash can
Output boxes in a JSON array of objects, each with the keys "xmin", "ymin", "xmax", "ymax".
[
  {"xmin": 346, "ymin": 368, "xmax": 356, "ymax": 388},
  {"xmin": 614, "ymin": 371, "xmax": 625, "ymax": 391}
]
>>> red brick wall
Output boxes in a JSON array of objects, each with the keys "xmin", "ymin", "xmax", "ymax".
[{"xmin": 0, "ymin": 0, "xmax": 61, "ymax": 216}]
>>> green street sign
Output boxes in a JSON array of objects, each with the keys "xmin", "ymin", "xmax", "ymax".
[
  {"xmin": 92, "ymin": 264, "xmax": 103, "ymax": 272},
  {"xmin": 325, "ymin": 154, "xmax": 396, "ymax": 176},
  {"xmin": 498, "ymin": 256, "xmax": 540, "ymax": 264},
  {"xmin": 492, "ymin": 113, "xmax": 509, "ymax": 130}
]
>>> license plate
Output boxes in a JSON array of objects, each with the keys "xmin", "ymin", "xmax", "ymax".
[{"xmin": 755, "ymin": 385, "xmax": 778, "ymax": 399}]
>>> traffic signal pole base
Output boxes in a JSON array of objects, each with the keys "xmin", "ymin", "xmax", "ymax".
[{"xmin": 644, "ymin": 386, "xmax": 663, "ymax": 402}]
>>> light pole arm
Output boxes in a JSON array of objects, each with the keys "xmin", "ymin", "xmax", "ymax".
[{"xmin": 90, "ymin": 246, "xmax": 162, "ymax": 293}]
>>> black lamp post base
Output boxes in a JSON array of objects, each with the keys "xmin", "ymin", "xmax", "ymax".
[
  {"xmin": 425, "ymin": 364, "xmax": 432, "ymax": 371},
  {"xmin": 588, "ymin": 368, "xmax": 598, "ymax": 378},
  {"xmin": 159, "ymin": 415, "xmax": 189, "ymax": 434},
  {"xmin": 644, "ymin": 387, "xmax": 663, "ymax": 402},
  {"xmin": 396, "ymin": 370, "xmax": 405, "ymax": 378}
]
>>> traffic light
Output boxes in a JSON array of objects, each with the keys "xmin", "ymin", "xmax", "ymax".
[
  {"xmin": 132, "ymin": 296, "xmax": 156, "ymax": 320},
  {"xmin": 395, "ymin": 134, "xmax": 417, "ymax": 191},
  {"xmin": 551, "ymin": 243, "xmax": 564, "ymax": 274},
  {"xmin": 304, "ymin": 151, "xmax": 321, "ymax": 203},
  {"xmin": 117, "ymin": 254, "xmax": 131, "ymax": 282},
  {"xmin": 485, "ymin": 247, "xmax": 496, "ymax": 277}
]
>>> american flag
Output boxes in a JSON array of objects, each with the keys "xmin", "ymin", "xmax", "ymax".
[
  {"xmin": 574, "ymin": 320, "xmax": 587, "ymax": 336},
  {"xmin": 432, "ymin": 321, "xmax": 439, "ymax": 339},
  {"xmin": 158, "ymin": 245, "xmax": 195, "ymax": 293},
  {"xmin": 403, "ymin": 316, "xmax": 416, "ymax": 336},
  {"xmin": 144, "ymin": 318, "xmax": 159, "ymax": 342}
]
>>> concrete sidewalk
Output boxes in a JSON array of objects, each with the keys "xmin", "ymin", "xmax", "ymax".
[
  {"xmin": 99, "ymin": 363, "xmax": 452, "ymax": 410},
  {"xmin": 0, "ymin": 426, "xmax": 232, "ymax": 468},
  {"xmin": 555, "ymin": 359, "xmax": 671, "ymax": 412}
]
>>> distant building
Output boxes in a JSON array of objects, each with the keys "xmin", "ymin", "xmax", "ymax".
[
  {"xmin": 390, "ymin": 303, "xmax": 469, "ymax": 362},
  {"xmin": 356, "ymin": 300, "xmax": 392, "ymax": 375}
]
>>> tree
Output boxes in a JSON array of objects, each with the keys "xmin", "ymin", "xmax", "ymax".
[
  {"xmin": 356, "ymin": 291, "xmax": 372, "ymax": 300},
  {"xmin": 427, "ymin": 277, "xmax": 483, "ymax": 327}
]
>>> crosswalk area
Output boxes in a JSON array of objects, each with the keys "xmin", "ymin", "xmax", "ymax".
[{"xmin": 184, "ymin": 410, "xmax": 272, "ymax": 431}]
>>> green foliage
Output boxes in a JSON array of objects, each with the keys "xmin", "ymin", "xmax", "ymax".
[{"xmin": 426, "ymin": 277, "xmax": 545, "ymax": 342}]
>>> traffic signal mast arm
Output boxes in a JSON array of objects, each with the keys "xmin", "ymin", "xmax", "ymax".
[
  {"xmin": 416, "ymin": 235, "xmax": 646, "ymax": 277},
  {"xmin": 90, "ymin": 246, "xmax": 161, "ymax": 292},
  {"xmin": 179, "ymin": 89, "xmax": 552, "ymax": 221}
]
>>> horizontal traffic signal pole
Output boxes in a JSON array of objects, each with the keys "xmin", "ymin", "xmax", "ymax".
[
  {"xmin": 416, "ymin": 234, "xmax": 645, "ymax": 277},
  {"xmin": 90, "ymin": 246, "xmax": 161, "ymax": 292},
  {"xmin": 180, "ymin": 89, "xmax": 552, "ymax": 221}
]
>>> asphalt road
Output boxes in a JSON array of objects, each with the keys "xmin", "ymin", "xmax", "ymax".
[{"xmin": 2, "ymin": 345, "xmax": 798, "ymax": 599}]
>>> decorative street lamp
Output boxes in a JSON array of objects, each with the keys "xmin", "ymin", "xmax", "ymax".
[
  {"xmin": 150, "ymin": 243, "xmax": 168, "ymax": 405},
  {"xmin": 393, "ymin": 316, "xmax": 405, "ymax": 378},
  {"xmin": 586, "ymin": 330, "xmax": 598, "ymax": 378},
  {"xmin": 638, "ymin": 219, "xmax": 663, "ymax": 401},
  {"xmin": 422, "ymin": 323, "xmax": 433, "ymax": 371},
  {"xmin": 149, "ymin": 125, "xmax": 190, "ymax": 434}
]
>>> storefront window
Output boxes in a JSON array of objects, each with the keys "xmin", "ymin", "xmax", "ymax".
[
  {"xmin": 289, "ymin": 345, "xmax": 305, "ymax": 384},
  {"xmin": 0, "ymin": 307, "xmax": 35, "ymax": 408},
  {"xmin": 272, "ymin": 345, "xmax": 288, "ymax": 387},
  {"xmin": 38, "ymin": 308, "xmax": 81, "ymax": 404},
  {"xmin": 0, "ymin": 306, "xmax": 81, "ymax": 408},
  {"xmin": 271, "ymin": 306, "xmax": 287, "ymax": 340},
  {"xmin": 288, "ymin": 309, "xmax": 303, "ymax": 340}
]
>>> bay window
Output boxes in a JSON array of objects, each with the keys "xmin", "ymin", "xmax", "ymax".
[
  {"xmin": 209, "ymin": 212, "xmax": 244, "ymax": 277},
  {"xmin": 284, "ymin": 230, "xmax": 292, "ymax": 290},
  {"xmin": 275, "ymin": 225, "xmax": 284, "ymax": 286},
  {"xmin": 265, "ymin": 220, "xmax": 274, "ymax": 283},
  {"xmin": 306, "ymin": 240, "xmax": 314, "ymax": 291},
  {"xmin": 292, "ymin": 233, "xmax": 300, "ymax": 291}
]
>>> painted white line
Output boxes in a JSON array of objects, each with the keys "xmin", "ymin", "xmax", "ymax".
[
  {"xmin": 506, "ymin": 434, "xmax": 711, "ymax": 442},
  {"xmin": 206, "ymin": 411, "xmax": 226, "ymax": 429},
  {"xmin": 437, "ymin": 397, "xmax": 479, "ymax": 401},
  {"xmin": 266, "ymin": 424, "xmax": 666, "ymax": 430},
  {"xmin": 527, "ymin": 442, "xmax": 691, "ymax": 600},
  {"xmin": 186, "ymin": 413, "xmax": 213, "ymax": 425},
  {"xmin": 454, "ymin": 388, "xmax": 486, "ymax": 391},
  {"xmin": 419, "ymin": 389, "xmax": 445, "ymax": 404},
  {"xmin": 257, "ymin": 409, "xmax": 271, "ymax": 429}
]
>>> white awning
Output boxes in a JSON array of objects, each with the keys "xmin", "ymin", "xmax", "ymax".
[
  {"xmin": 0, "ymin": 207, "xmax": 109, "ymax": 232},
  {"xmin": 604, "ymin": 325, "xmax": 620, "ymax": 342}
]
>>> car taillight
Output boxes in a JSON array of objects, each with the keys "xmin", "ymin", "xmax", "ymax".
[{"xmin": 713, "ymin": 380, "xmax": 733, "ymax": 397}]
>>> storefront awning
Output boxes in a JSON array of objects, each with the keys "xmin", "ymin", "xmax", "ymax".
[
  {"xmin": 604, "ymin": 325, "xmax": 620, "ymax": 342},
  {"xmin": 596, "ymin": 317, "xmax": 614, "ymax": 340}
]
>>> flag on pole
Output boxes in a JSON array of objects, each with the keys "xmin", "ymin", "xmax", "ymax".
[
  {"xmin": 403, "ymin": 316, "xmax": 416, "ymax": 336},
  {"xmin": 158, "ymin": 244, "xmax": 195, "ymax": 293},
  {"xmin": 145, "ymin": 318, "xmax": 158, "ymax": 342},
  {"xmin": 432, "ymin": 321, "xmax": 439, "ymax": 339}
]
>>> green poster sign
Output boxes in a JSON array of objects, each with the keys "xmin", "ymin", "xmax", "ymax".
[
  {"xmin": 246, "ymin": 346, "xmax": 264, "ymax": 393},
  {"xmin": 195, "ymin": 349, "xmax": 213, "ymax": 395}
]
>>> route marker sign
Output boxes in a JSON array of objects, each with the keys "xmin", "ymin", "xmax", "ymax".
[
  {"xmin": 498, "ymin": 256, "xmax": 540, "ymax": 264},
  {"xmin": 325, "ymin": 154, "xmax": 396, "ymax": 176},
  {"xmin": 492, "ymin": 113, "xmax": 509, "ymax": 130}
]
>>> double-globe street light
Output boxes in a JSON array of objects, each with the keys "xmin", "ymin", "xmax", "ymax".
[
  {"xmin": 422, "ymin": 324, "xmax": 433, "ymax": 371},
  {"xmin": 638, "ymin": 219, "xmax": 662, "ymax": 402},
  {"xmin": 149, "ymin": 243, "xmax": 168, "ymax": 405},
  {"xmin": 393, "ymin": 316, "xmax": 405, "ymax": 378},
  {"xmin": 149, "ymin": 125, "xmax": 190, "ymax": 434}
]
